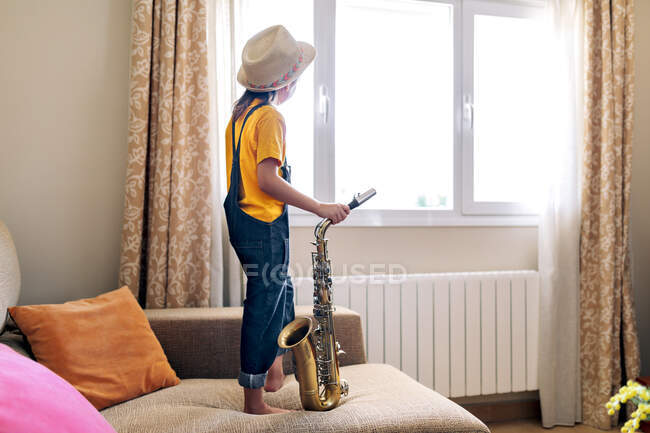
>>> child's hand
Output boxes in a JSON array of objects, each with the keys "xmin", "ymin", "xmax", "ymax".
[{"xmin": 316, "ymin": 203, "xmax": 351, "ymax": 224}]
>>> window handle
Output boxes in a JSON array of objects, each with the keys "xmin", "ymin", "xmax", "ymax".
[
  {"xmin": 464, "ymin": 95, "xmax": 474, "ymax": 130},
  {"xmin": 319, "ymin": 85, "xmax": 330, "ymax": 124}
]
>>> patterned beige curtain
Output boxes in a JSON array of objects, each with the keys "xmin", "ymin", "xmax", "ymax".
[
  {"xmin": 119, "ymin": 0, "xmax": 212, "ymax": 308},
  {"xmin": 581, "ymin": 0, "xmax": 641, "ymax": 428}
]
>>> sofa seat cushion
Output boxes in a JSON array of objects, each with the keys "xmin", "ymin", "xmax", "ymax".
[{"xmin": 101, "ymin": 363, "xmax": 489, "ymax": 433}]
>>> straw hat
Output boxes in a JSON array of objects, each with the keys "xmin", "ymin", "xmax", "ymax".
[{"xmin": 237, "ymin": 25, "xmax": 316, "ymax": 92}]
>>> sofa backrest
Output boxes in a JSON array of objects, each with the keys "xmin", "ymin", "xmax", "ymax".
[
  {"xmin": 0, "ymin": 221, "xmax": 21, "ymax": 334},
  {"xmin": 145, "ymin": 305, "xmax": 367, "ymax": 379}
]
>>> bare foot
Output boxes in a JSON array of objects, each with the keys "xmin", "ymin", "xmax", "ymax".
[
  {"xmin": 264, "ymin": 371, "xmax": 285, "ymax": 392},
  {"xmin": 243, "ymin": 378, "xmax": 293, "ymax": 415},
  {"xmin": 244, "ymin": 402, "xmax": 293, "ymax": 415},
  {"xmin": 264, "ymin": 355, "xmax": 285, "ymax": 392}
]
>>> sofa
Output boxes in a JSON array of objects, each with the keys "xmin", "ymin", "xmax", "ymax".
[{"xmin": 0, "ymin": 221, "xmax": 489, "ymax": 433}]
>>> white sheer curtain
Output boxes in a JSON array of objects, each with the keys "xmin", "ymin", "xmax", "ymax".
[
  {"xmin": 537, "ymin": 0, "xmax": 583, "ymax": 427},
  {"xmin": 207, "ymin": 0, "xmax": 245, "ymax": 307}
]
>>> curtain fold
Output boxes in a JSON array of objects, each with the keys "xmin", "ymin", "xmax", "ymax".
[
  {"xmin": 119, "ymin": 0, "xmax": 213, "ymax": 308},
  {"xmin": 580, "ymin": 0, "xmax": 641, "ymax": 428},
  {"xmin": 537, "ymin": 0, "xmax": 584, "ymax": 427},
  {"xmin": 207, "ymin": 0, "xmax": 245, "ymax": 307}
]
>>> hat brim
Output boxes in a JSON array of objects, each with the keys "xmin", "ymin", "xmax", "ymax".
[{"xmin": 237, "ymin": 41, "xmax": 316, "ymax": 92}]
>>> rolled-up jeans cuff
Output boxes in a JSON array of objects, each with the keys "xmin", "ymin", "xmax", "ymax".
[{"xmin": 238, "ymin": 370, "xmax": 268, "ymax": 389}]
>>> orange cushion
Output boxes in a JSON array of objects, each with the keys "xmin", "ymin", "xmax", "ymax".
[{"xmin": 8, "ymin": 286, "xmax": 180, "ymax": 410}]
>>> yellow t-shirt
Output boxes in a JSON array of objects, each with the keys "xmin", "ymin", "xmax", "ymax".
[{"xmin": 225, "ymin": 98, "xmax": 286, "ymax": 223}]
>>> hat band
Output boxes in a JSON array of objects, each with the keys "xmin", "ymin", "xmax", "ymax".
[{"xmin": 248, "ymin": 50, "xmax": 304, "ymax": 90}]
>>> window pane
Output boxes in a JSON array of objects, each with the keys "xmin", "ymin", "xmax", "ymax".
[
  {"xmin": 335, "ymin": 0, "xmax": 454, "ymax": 209},
  {"xmin": 473, "ymin": 14, "xmax": 545, "ymax": 203},
  {"xmin": 237, "ymin": 0, "xmax": 314, "ymax": 197}
]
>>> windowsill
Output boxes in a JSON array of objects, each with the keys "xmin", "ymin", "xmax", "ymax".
[{"xmin": 288, "ymin": 207, "xmax": 539, "ymax": 227}]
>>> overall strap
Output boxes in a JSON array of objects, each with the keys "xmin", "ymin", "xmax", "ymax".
[
  {"xmin": 229, "ymin": 101, "xmax": 270, "ymax": 189},
  {"xmin": 232, "ymin": 102, "xmax": 270, "ymax": 157}
]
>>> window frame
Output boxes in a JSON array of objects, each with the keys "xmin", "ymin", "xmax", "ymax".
[{"xmin": 288, "ymin": 0, "xmax": 543, "ymax": 227}]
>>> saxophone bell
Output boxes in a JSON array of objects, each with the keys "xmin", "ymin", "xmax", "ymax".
[
  {"xmin": 277, "ymin": 316, "xmax": 343, "ymax": 411},
  {"xmin": 277, "ymin": 316, "xmax": 313, "ymax": 349}
]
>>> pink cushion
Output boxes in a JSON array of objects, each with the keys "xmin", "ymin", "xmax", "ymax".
[{"xmin": 0, "ymin": 344, "xmax": 116, "ymax": 433}]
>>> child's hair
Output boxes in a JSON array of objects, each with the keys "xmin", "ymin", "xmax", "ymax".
[{"xmin": 232, "ymin": 89, "xmax": 277, "ymax": 122}]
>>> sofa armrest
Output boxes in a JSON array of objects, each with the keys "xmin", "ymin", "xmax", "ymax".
[{"xmin": 145, "ymin": 305, "xmax": 366, "ymax": 380}]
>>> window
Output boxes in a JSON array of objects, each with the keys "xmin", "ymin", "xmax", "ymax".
[
  {"xmin": 235, "ymin": 0, "xmax": 545, "ymax": 226},
  {"xmin": 335, "ymin": 0, "xmax": 454, "ymax": 210},
  {"xmin": 462, "ymin": 1, "xmax": 546, "ymax": 215}
]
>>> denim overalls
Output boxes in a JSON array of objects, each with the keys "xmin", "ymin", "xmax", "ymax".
[{"xmin": 224, "ymin": 101, "xmax": 295, "ymax": 389}]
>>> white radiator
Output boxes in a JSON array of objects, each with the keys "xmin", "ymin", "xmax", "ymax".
[{"xmin": 292, "ymin": 270, "xmax": 540, "ymax": 398}]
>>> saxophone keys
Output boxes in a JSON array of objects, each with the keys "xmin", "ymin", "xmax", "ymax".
[{"xmin": 340, "ymin": 379, "xmax": 349, "ymax": 396}]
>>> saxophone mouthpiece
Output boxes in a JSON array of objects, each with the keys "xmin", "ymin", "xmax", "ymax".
[{"xmin": 348, "ymin": 188, "xmax": 377, "ymax": 210}]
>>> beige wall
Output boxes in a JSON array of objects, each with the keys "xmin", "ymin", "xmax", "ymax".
[
  {"xmin": 0, "ymin": 1, "xmax": 131, "ymax": 305},
  {"xmin": 289, "ymin": 226, "xmax": 537, "ymax": 278},
  {"xmin": 0, "ymin": 0, "xmax": 647, "ymax": 373},
  {"xmin": 631, "ymin": 0, "xmax": 650, "ymax": 375}
]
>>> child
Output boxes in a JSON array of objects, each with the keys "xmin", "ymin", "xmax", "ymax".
[{"xmin": 224, "ymin": 25, "xmax": 350, "ymax": 415}]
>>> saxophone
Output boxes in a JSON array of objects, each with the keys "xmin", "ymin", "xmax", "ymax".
[{"xmin": 277, "ymin": 188, "xmax": 376, "ymax": 411}]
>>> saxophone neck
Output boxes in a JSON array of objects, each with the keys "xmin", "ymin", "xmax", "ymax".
[{"xmin": 314, "ymin": 218, "xmax": 333, "ymax": 242}]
